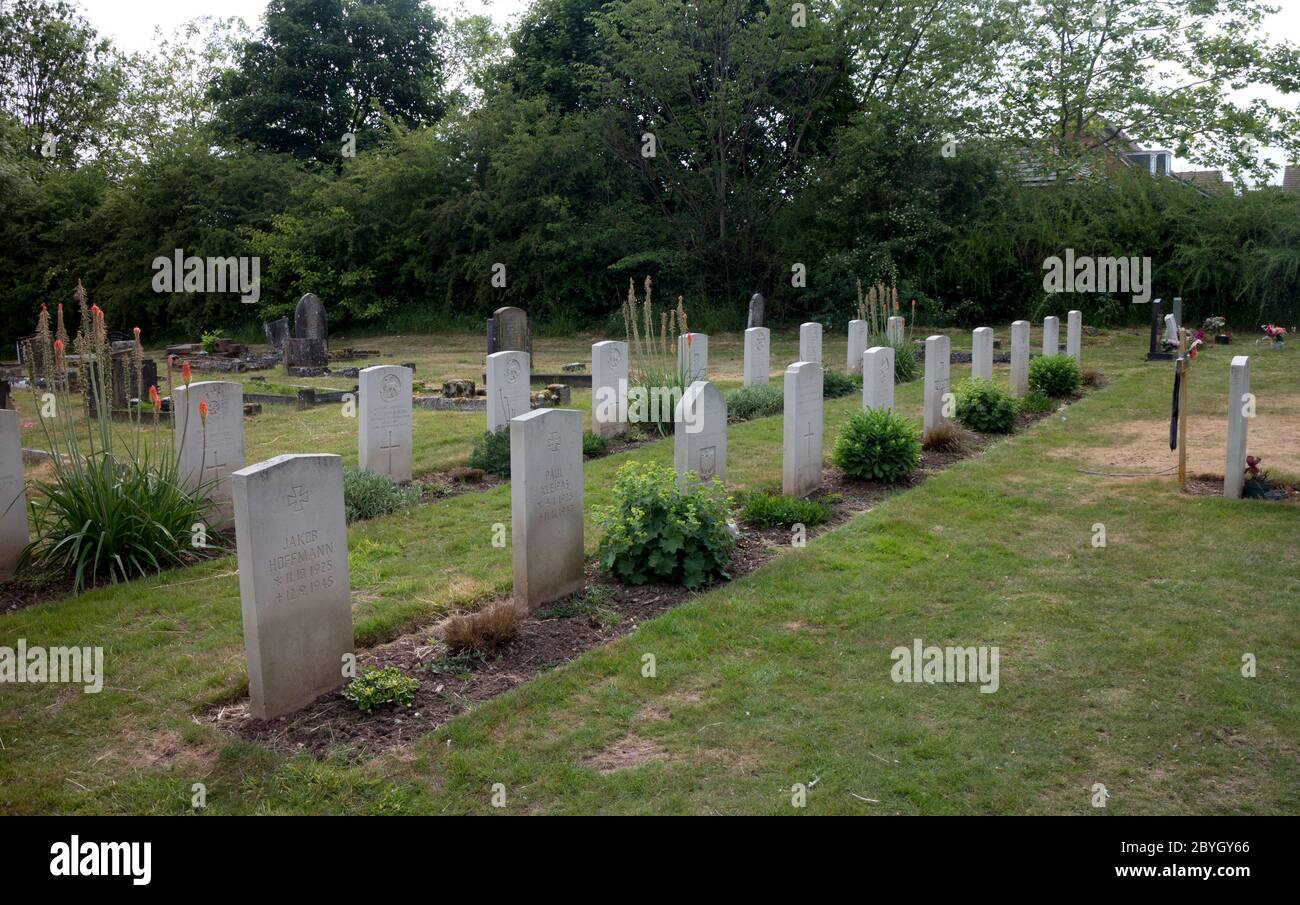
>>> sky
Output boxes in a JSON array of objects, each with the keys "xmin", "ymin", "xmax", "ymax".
[{"xmin": 76, "ymin": 0, "xmax": 1300, "ymax": 184}]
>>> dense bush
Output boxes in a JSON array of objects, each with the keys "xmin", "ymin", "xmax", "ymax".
[
  {"xmin": 832, "ymin": 408, "xmax": 921, "ymax": 483},
  {"xmin": 822, "ymin": 368, "xmax": 859, "ymax": 399},
  {"xmin": 739, "ymin": 491, "xmax": 831, "ymax": 529},
  {"xmin": 892, "ymin": 342, "xmax": 919, "ymax": 383},
  {"xmin": 342, "ymin": 667, "xmax": 419, "ymax": 714},
  {"xmin": 595, "ymin": 461, "xmax": 733, "ymax": 588},
  {"xmin": 343, "ymin": 467, "xmax": 419, "ymax": 523},
  {"xmin": 955, "ymin": 378, "xmax": 1016, "ymax": 433},
  {"xmin": 468, "ymin": 427, "xmax": 511, "ymax": 477},
  {"xmin": 1018, "ymin": 389, "xmax": 1056, "ymax": 413},
  {"xmin": 727, "ymin": 383, "xmax": 783, "ymax": 421},
  {"xmin": 582, "ymin": 431, "xmax": 608, "ymax": 458},
  {"xmin": 1028, "ymin": 354, "xmax": 1082, "ymax": 397}
]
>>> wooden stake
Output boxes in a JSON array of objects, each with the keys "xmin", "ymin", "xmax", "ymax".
[{"xmin": 1177, "ymin": 330, "xmax": 1190, "ymax": 487}]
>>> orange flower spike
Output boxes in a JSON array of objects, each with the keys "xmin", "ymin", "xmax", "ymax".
[
  {"xmin": 91, "ymin": 304, "xmax": 103, "ymax": 319},
  {"xmin": 198, "ymin": 400, "xmax": 209, "ymax": 424},
  {"xmin": 133, "ymin": 326, "xmax": 141, "ymax": 339},
  {"xmin": 54, "ymin": 338, "xmax": 64, "ymax": 354},
  {"xmin": 182, "ymin": 361, "xmax": 192, "ymax": 384}
]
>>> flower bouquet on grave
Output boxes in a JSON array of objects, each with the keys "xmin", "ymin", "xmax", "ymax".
[
  {"xmin": 1261, "ymin": 324, "xmax": 1287, "ymax": 349},
  {"xmin": 1202, "ymin": 316, "xmax": 1229, "ymax": 345},
  {"xmin": 1243, "ymin": 455, "xmax": 1286, "ymax": 500}
]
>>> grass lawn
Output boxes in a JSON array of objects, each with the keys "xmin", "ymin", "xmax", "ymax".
[{"xmin": 1, "ymin": 326, "xmax": 1296, "ymax": 815}]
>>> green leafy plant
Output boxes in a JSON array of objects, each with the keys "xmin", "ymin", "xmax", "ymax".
[
  {"xmin": 582, "ymin": 430, "xmax": 608, "ymax": 458},
  {"xmin": 342, "ymin": 666, "xmax": 419, "ymax": 713},
  {"xmin": 739, "ymin": 491, "xmax": 830, "ymax": 529},
  {"xmin": 468, "ymin": 427, "xmax": 511, "ymax": 477},
  {"xmin": 1028, "ymin": 354, "xmax": 1082, "ymax": 397},
  {"xmin": 201, "ymin": 331, "xmax": 219, "ymax": 354},
  {"xmin": 1019, "ymin": 389, "xmax": 1055, "ymax": 413},
  {"xmin": 595, "ymin": 461, "xmax": 733, "ymax": 588},
  {"xmin": 726, "ymin": 383, "xmax": 783, "ymax": 421},
  {"xmin": 536, "ymin": 585, "xmax": 621, "ymax": 626},
  {"xmin": 343, "ymin": 467, "xmax": 419, "ymax": 523},
  {"xmin": 891, "ymin": 341, "xmax": 918, "ymax": 383},
  {"xmin": 822, "ymin": 368, "xmax": 859, "ymax": 399},
  {"xmin": 955, "ymin": 378, "xmax": 1016, "ymax": 433},
  {"xmin": 832, "ymin": 408, "xmax": 921, "ymax": 483}
]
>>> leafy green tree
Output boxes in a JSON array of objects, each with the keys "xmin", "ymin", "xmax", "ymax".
[{"xmin": 210, "ymin": 0, "xmax": 449, "ymax": 163}]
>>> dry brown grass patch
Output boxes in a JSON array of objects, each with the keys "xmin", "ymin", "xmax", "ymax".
[
  {"xmin": 922, "ymin": 421, "xmax": 975, "ymax": 452},
  {"xmin": 439, "ymin": 600, "xmax": 522, "ymax": 655}
]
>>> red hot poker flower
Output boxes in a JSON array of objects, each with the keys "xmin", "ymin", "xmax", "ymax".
[
  {"xmin": 198, "ymin": 400, "xmax": 209, "ymax": 424},
  {"xmin": 182, "ymin": 361, "xmax": 192, "ymax": 384}
]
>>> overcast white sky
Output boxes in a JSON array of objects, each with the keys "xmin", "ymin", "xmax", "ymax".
[{"xmin": 78, "ymin": 0, "xmax": 1300, "ymax": 183}]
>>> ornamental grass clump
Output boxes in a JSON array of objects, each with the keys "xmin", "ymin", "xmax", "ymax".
[
  {"xmin": 595, "ymin": 461, "xmax": 732, "ymax": 589},
  {"xmin": 20, "ymin": 283, "xmax": 213, "ymax": 591}
]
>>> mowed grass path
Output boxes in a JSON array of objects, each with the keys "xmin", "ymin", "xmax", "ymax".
[{"xmin": 1, "ymin": 330, "xmax": 1296, "ymax": 814}]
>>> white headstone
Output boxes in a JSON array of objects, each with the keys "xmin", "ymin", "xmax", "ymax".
[
  {"xmin": 847, "ymin": 319, "xmax": 868, "ymax": 373},
  {"xmin": 971, "ymin": 327, "xmax": 994, "ymax": 380},
  {"xmin": 674, "ymin": 381, "xmax": 727, "ymax": 488},
  {"xmin": 358, "ymin": 365, "xmax": 413, "ymax": 481},
  {"xmin": 0, "ymin": 409, "xmax": 29, "ymax": 581},
  {"xmin": 678, "ymin": 333, "xmax": 708, "ymax": 381},
  {"xmin": 862, "ymin": 346, "xmax": 895, "ymax": 413},
  {"xmin": 783, "ymin": 362, "xmax": 823, "ymax": 497},
  {"xmin": 886, "ymin": 316, "xmax": 905, "ymax": 346},
  {"xmin": 1010, "ymin": 320, "xmax": 1030, "ymax": 397},
  {"xmin": 1066, "ymin": 310, "xmax": 1082, "ymax": 364},
  {"xmin": 173, "ymin": 380, "xmax": 245, "ymax": 504},
  {"xmin": 1224, "ymin": 356, "xmax": 1251, "ymax": 499},
  {"xmin": 923, "ymin": 334, "xmax": 951, "ymax": 432},
  {"xmin": 799, "ymin": 322, "xmax": 822, "ymax": 365},
  {"xmin": 743, "ymin": 327, "xmax": 770, "ymax": 387},
  {"xmin": 1163, "ymin": 314, "xmax": 1178, "ymax": 347},
  {"xmin": 1042, "ymin": 316, "xmax": 1060, "ymax": 356},
  {"xmin": 232, "ymin": 454, "xmax": 352, "ymax": 720},
  {"xmin": 511, "ymin": 408, "xmax": 584, "ymax": 610},
  {"xmin": 487, "ymin": 350, "xmax": 531, "ymax": 433},
  {"xmin": 592, "ymin": 340, "xmax": 628, "ymax": 439}
]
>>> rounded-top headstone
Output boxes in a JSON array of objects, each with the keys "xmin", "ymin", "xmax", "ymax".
[{"xmin": 294, "ymin": 293, "xmax": 327, "ymax": 344}]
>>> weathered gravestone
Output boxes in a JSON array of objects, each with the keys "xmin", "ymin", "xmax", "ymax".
[
  {"xmin": 173, "ymin": 380, "xmax": 245, "ymax": 505},
  {"xmin": 1171, "ymin": 297, "xmax": 1183, "ymax": 333},
  {"xmin": 847, "ymin": 319, "xmax": 868, "ymax": 373},
  {"xmin": 744, "ymin": 327, "xmax": 770, "ymax": 386},
  {"xmin": 358, "ymin": 365, "xmax": 413, "ymax": 481},
  {"xmin": 488, "ymin": 306, "xmax": 531, "ymax": 358},
  {"xmin": 674, "ymin": 381, "xmax": 727, "ymax": 488},
  {"xmin": 1163, "ymin": 314, "xmax": 1179, "ymax": 347},
  {"xmin": 747, "ymin": 293, "xmax": 765, "ymax": 329},
  {"xmin": 1042, "ymin": 316, "xmax": 1060, "ymax": 356},
  {"xmin": 294, "ymin": 293, "xmax": 327, "ymax": 345},
  {"xmin": 923, "ymin": 334, "xmax": 951, "ymax": 432},
  {"xmin": 1146, "ymin": 299, "xmax": 1173, "ymax": 361},
  {"xmin": 1010, "ymin": 320, "xmax": 1031, "ymax": 397},
  {"xmin": 591, "ymin": 341, "xmax": 628, "ymax": 439},
  {"xmin": 971, "ymin": 327, "xmax": 994, "ymax": 380},
  {"xmin": 1066, "ymin": 310, "xmax": 1082, "ymax": 364},
  {"xmin": 511, "ymin": 408, "xmax": 583, "ymax": 610},
  {"xmin": 783, "ymin": 362, "xmax": 823, "ymax": 497},
  {"xmin": 862, "ymin": 346, "xmax": 895, "ymax": 413},
  {"xmin": 283, "ymin": 337, "xmax": 328, "ymax": 371},
  {"xmin": 799, "ymin": 322, "xmax": 823, "ymax": 365},
  {"xmin": 678, "ymin": 333, "xmax": 708, "ymax": 381},
  {"xmin": 887, "ymin": 316, "xmax": 905, "ymax": 346},
  {"xmin": 263, "ymin": 317, "xmax": 290, "ymax": 354},
  {"xmin": 486, "ymin": 351, "xmax": 531, "ymax": 433},
  {"xmin": 0, "ymin": 409, "xmax": 29, "ymax": 581},
  {"xmin": 1224, "ymin": 356, "xmax": 1251, "ymax": 499},
  {"xmin": 232, "ymin": 454, "xmax": 352, "ymax": 720}
]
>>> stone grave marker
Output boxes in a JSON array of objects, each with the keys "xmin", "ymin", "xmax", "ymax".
[
  {"xmin": 1042, "ymin": 316, "xmax": 1060, "ymax": 356},
  {"xmin": 1224, "ymin": 355, "xmax": 1251, "ymax": 499},
  {"xmin": 294, "ymin": 293, "xmax": 327, "ymax": 345},
  {"xmin": 923, "ymin": 334, "xmax": 951, "ymax": 432},
  {"xmin": 1066, "ymin": 310, "xmax": 1082, "ymax": 364},
  {"xmin": 972, "ymin": 327, "xmax": 994, "ymax": 380},
  {"xmin": 1010, "ymin": 320, "xmax": 1030, "ymax": 397},
  {"xmin": 1163, "ymin": 314, "xmax": 1178, "ymax": 347},
  {"xmin": 283, "ymin": 337, "xmax": 327, "ymax": 371},
  {"xmin": 887, "ymin": 316, "xmax": 905, "ymax": 346},
  {"xmin": 490, "ymin": 306, "xmax": 531, "ymax": 358},
  {"xmin": 486, "ymin": 351, "xmax": 531, "ymax": 433},
  {"xmin": 174, "ymin": 380, "xmax": 245, "ymax": 505},
  {"xmin": 1172, "ymin": 297, "xmax": 1183, "ymax": 332},
  {"xmin": 744, "ymin": 327, "xmax": 770, "ymax": 386},
  {"xmin": 591, "ymin": 340, "xmax": 628, "ymax": 439},
  {"xmin": 0, "ymin": 409, "xmax": 28, "ymax": 581},
  {"xmin": 847, "ymin": 319, "xmax": 868, "ymax": 373},
  {"xmin": 358, "ymin": 365, "xmax": 413, "ymax": 481},
  {"xmin": 783, "ymin": 362, "xmax": 823, "ymax": 497},
  {"xmin": 678, "ymin": 333, "xmax": 708, "ymax": 381},
  {"xmin": 673, "ymin": 380, "xmax": 727, "ymax": 488},
  {"xmin": 511, "ymin": 408, "xmax": 583, "ymax": 610},
  {"xmin": 799, "ymin": 322, "xmax": 822, "ymax": 365},
  {"xmin": 263, "ymin": 317, "xmax": 290, "ymax": 354},
  {"xmin": 232, "ymin": 453, "xmax": 352, "ymax": 720},
  {"xmin": 862, "ymin": 346, "xmax": 895, "ymax": 413},
  {"xmin": 747, "ymin": 293, "xmax": 765, "ymax": 328}
]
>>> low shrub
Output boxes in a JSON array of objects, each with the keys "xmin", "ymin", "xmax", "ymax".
[
  {"xmin": 1029, "ymin": 354, "xmax": 1082, "ymax": 397},
  {"xmin": 739, "ymin": 491, "xmax": 831, "ymax": 528},
  {"xmin": 892, "ymin": 341, "xmax": 918, "ymax": 383},
  {"xmin": 921, "ymin": 421, "xmax": 975, "ymax": 452},
  {"xmin": 727, "ymin": 383, "xmax": 783, "ymax": 421},
  {"xmin": 441, "ymin": 600, "xmax": 522, "ymax": 655},
  {"xmin": 1081, "ymin": 367, "xmax": 1107, "ymax": 388},
  {"xmin": 832, "ymin": 408, "xmax": 921, "ymax": 483},
  {"xmin": 343, "ymin": 467, "xmax": 419, "ymax": 522},
  {"xmin": 955, "ymin": 378, "xmax": 1016, "ymax": 434},
  {"xmin": 822, "ymin": 368, "xmax": 859, "ymax": 399},
  {"xmin": 468, "ymin": 427, "xmax": 511, "ymax": 477},
  {"xmin": 595, "ymin": 461, "xmax": 733, "ymax": 588},
  {"xmin": 582, "ymin": 431, "xmax": 608, "ymax": 458},
  {"xmin": 536, "ymin": 585, "xmax": 621, "ymax": 626},
  {"xmin": 1019, "ymin": 389, "xmax": 1055, "ymax": 413},
  {"xmin": 342, "ymin": 667, "xmax": 419, "ymax": 713}
]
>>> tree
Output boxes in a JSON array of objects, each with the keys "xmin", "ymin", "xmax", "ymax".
[{"xmin": 210, "ymin": 0, "xmax": 448, "ymax": 163}]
